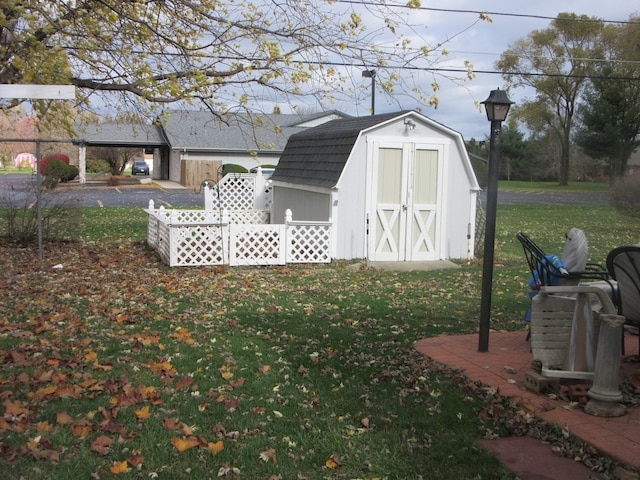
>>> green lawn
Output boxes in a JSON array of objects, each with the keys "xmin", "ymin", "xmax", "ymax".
[
  {"xmin": 0, "ymin": 202, "xmax": 637, "ymax": 479},
  {"xmin": 498, "ymin": 180, "xmax": 610, "ymax": 192}
]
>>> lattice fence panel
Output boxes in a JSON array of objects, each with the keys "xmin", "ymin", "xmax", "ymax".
[
  {"xmin": 229, "ymin": 224, "xmax": 286, "ymax": 266},
  {"xmin": 172, "ymin": 225, "xmax": 228, "ymax": 266},
  {"xmin": 169, "ymin": 210, "xmax": 220, "ymax": 225},
  {"xmin": 228, "ymin": 210, "xmax": 269, "ymax": 225},
  {"xmin": 157, "ymin": 222, "xmax": 172, "ymax": 265},
  {"xmin": 287, "ymin": 224, "xmax": 332, "ymax": 263},
  {"xmin": 208, "ymin": 176, "xmax": 255, "ymax": 210},
  {"xmin": 147, "ymin": 215, "xmax": 160, "ymax": 248}
]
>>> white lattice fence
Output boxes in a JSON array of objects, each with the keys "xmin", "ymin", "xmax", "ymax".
[
  {"xmin": 148, "ymin": 207, "xmax": 268, "ymax": 225},
  {"xmin": 171, "ymin": 225, "xmax": 228, "ymax": 266},
  {"xmin": 227, "ymin": 210, "xmax": 269, "ymax": 225},
  {"xmin": 229, "ymin": 224, "xmax": 286, "ymax": 266},
  {"xmin": 287, "ymin": 224, "xmax": 332, "ymax": 263},
  {"xmin": 157, "ymin": 221, "xmax": 171, "ymax": 265},
  {"xmin": 147, "ymin": 215, "xmax": 160, "ymax": 248},
  {"xmin": 205, "ymin": 171, "xmax": 273, "ymax": 212},
  {"xmin": 208, "ymin": 175, "xmax": 255, "ymax": 210},
  {"xmin": 146, "ymin": 208, "xmax": 331, "ymax": 267}
]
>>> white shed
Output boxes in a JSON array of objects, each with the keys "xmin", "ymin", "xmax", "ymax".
[{"xmin": 270, "ymin": 111, "xmax": 480, "ymax": 262}]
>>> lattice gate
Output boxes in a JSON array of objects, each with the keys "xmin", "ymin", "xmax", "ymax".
[{"xmin": 229, "ymin": 224, "xmax": 286, "ymax": 266}]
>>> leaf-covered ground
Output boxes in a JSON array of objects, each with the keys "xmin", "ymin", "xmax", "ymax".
[{"xmin": 1, "ymin": 239, "xmax": 525, "ymax": 479}]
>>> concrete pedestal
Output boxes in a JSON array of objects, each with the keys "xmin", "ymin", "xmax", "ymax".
[{"xmin": 585, "ymin": 314, "xmax": 627, "ymax": 417}]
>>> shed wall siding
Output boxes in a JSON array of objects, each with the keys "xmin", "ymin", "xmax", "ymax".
[
  {"xmin": 333, "ymin": 138, "xmax": 368, "ymax": 259},
  {"xmin": 272, "ymin": 187, "xmax": 331, "ymax": 224},
  {"xmin": 443, "ymin": 142, "xmax": 477, "ymax": 260}
]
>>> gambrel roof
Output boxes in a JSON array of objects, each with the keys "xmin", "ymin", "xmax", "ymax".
[{"xmin": 270, "ymin": 111, "xmax": 411, "ymax": 188}]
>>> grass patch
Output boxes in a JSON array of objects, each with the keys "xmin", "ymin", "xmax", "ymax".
[
  {"xmin": 0, "ymin": 202, "xmax": 637, "ymax": 479},
  {"xmin": 77, "ymin": 207, "xmax": 148, "ymax": 240},
  {"xmin": 498, "ymin": 180, "xmax": 609, "ymax": 192}
]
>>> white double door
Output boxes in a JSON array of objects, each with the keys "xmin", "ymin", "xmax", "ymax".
[{"xmin": 370, "ymin": 142, "xmax": 443, "ymax": 261}]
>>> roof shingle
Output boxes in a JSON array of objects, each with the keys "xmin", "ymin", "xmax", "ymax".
[{"xmin": 270, "ymin": 112, "xmax": 409, "ymax": 188}]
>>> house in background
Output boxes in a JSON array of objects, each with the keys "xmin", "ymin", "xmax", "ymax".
[
  {"xmin": 73, "ymin": 123, "xmax": 165, "ymax": 183},
  {"xmin": 270, "ymin": 111, "xmax": 481, "ymax": 262},
  {"xmin": 628, "ymin": 148, "xmax": 640, "ymax": 176},
  {"xmin": 74, "ymin": 110, "xmax": 349, "ymax": 186},
  {"xmin": 156, "ymin": 110, "xmax": 349, "ymax": 187}
]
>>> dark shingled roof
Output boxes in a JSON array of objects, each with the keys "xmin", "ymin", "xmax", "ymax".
[
  {"xmin": 159, "ymin": 110, "xmax": 349, "ymax": 152},
  {"xmin": 73, "ymin": 123, "xmax": 165, "ymax": 147},
  {"xmin": 270, "ymin": 111, "xmax": 409, "ymax": 188}
]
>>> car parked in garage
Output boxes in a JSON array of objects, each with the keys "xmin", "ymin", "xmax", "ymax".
[{"xmin": 131, "ymin": 160, "xmax": 150, "ymax": 175}]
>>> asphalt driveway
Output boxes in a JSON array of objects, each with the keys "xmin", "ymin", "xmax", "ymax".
[{"xmin": 1, "ymin": 173, "xmax": 609, "ymax": 208}]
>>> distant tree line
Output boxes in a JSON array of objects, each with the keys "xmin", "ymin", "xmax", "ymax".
[{"xmin": 494, "ymin": 13, "xmax": 640, "ymax": 185}]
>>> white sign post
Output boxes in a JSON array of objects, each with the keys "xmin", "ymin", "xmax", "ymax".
[
  {"xmin": 1, "ymin": 84, "xmax": 76, "ymax": 261},
  {"xmin": 0, "ymin": 84, "xmax": 75, "ymax": 100}
]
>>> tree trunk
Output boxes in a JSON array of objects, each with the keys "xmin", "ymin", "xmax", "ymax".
[{"xmin": 559, "ymin": 138, "xmax": 571, "ymax": 186}]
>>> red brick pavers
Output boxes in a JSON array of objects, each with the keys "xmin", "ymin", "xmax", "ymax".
[{"xmin": 415, "ymin": 330, "xmax": 640, "ymax": 469}]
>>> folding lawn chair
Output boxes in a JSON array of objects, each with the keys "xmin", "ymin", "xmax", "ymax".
[
  {"xmin": 516, "ymin": 229, "xmax": 610, "ymax": 325},
  {"xmin": 517, "ymin": 230, "xmax": 615, "ymax": 379}
]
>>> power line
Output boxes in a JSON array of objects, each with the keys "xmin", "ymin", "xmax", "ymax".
[
  {"xmin": 336, "ymin": 0, "xmax": 640, "ymax": 26},
  {"xmin": 60, "ymin": 46, "xmax": 640, "ymax": 82}
]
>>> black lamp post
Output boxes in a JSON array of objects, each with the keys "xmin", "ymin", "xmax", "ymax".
[
  {"xmin": 478, "ymin": 88, "xmax": 514, "ymax": 352},
  {"xmin": 362, "ymin": 69, "xmax": 376, "ymax": 115}
]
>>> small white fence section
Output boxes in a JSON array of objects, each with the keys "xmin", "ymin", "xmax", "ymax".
[
  {"xmin": 146, "ymin": 205, "xmax": 331, "ymax": 267},
  {"xmin": 204, "ymin": 169, "xmax": 273, "ymax": 213}
]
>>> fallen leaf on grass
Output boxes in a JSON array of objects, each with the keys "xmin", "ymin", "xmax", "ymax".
[
  {"xmin": 224, "ymin": 397, "xmax": 240, "ymax": 411},
  {"xmin": 163, "ymin": 416, "xmax": 182, "ymax": 430},
  {"xmin": 71, "ymin": 421, "xmax": 92, "ymax": 438},
  {"xmin": 171, "ymin": 436, "xmax": 200, "ymax": 452},
  {"xmin": 110, "ymin": 460, "xmax": 129, "ymax": 474},
  {"xmin": 4, "ymin": 399, "xmax": 29, "ymax": 416},
  {"xmin": 35, "ymin": 420, "xmax": 53, "ymax": 432},
  {"xmin": 228, "ymin": 377, "xmax": 245, "ymax": 388},
  {"xmin": 259, "ymin": 448, "xmax": 277, "ymax": 463},
  {"xmin": 325, "ymin": 454, "xmax": 341, "ymax": 469},
  {"xmin": 208, "ymin": 441, "xmax": 224, "ymax": 454},
  {"xmin": 175, "ymin": 376, "xmax": 195, "ymax": 389},
  {"xmin": 217, "ymin": 465, "xmax": 241, "ymax": 477},
  {"xmin": 134, "ymin": 405, "xmax": 151, "ymax": 420},
  {"xmin": 91, "ymin": 435, "xmax": 114, "ymax": 455},
  {"xmin": 127, "ymin": 454, "xmax": 144, "ymax": 468},
  {"xmin": 84, "ymin": 351, "xmax": 98, "ymax": 362},
  {"xmin": 56, "ymin": 411, "xmax": 74, "ymax": 425}
]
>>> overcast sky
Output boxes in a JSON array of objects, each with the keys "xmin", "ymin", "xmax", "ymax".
[{"xmin": 343, "ymin": 0, "xmax": 639, "ymax": 140}]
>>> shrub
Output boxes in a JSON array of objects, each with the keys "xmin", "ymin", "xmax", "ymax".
[
  {"xmin": 43, "ymin": 159, "xmax": 78, "ymax": 189},
  {"xmin": 43, "ymin": 159, "xmax": 69, "ymax": 189},
  {"xmin": 40, "ymin": 154, "xmax": 70, "ymax": 174},
  {"xmin": 107, "ymin": 175, "xmax": 122, "ymax": 186},
  {"xmin": 610, "ymin": 175, "xmax": 640, "ymax": 218},
  {"xmin": 220, "ymin": 164, "xmax": 248, "ymax": 177},
  {"xmin": 0, "ymin": 176, "xmax": 81, "ymax": 244},
  {"xmin": 86, "ymin": 159, "xmax": 110, "ymax": 173},
  {"xmin": 65, "ymin": 165, "xmax": 79, "ymax": 182}
]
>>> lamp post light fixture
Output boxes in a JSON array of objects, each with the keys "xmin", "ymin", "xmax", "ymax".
[
  {"xmin": 362, "ymin": 69, "xmax": 376, "ymax": 115},
  {"xmin": 478, "ymin": 88, "xmax": 514, "ymax": 352}
]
